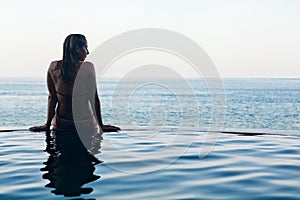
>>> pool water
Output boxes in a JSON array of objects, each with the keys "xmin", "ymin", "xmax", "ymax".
[{"xmin": 1, "ymin": 130, "xmax": 300, "ymax": 199}]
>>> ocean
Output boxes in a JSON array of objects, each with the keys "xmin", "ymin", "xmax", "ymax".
[{"xmin": 0, "ymin": 77, "xmax": 300, "ymax": 199}]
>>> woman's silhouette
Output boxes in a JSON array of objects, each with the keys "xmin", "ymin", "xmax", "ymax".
[{"xmin": 30, "ymin": 34, "xmax": 120, "ymax": 133}]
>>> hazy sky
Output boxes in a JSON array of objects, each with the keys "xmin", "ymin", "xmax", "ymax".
[{"xmin": 0, "ymin": 0, "xmax": 299, "ymax": 78}]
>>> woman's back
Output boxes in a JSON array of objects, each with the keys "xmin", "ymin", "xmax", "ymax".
[{"xmin": 49, "ymin": 61, "xmax": 94, "ymax": 120}]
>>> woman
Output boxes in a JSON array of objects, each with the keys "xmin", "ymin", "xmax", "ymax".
[{"xmin": 30, "ymin": 34, "xmax": 120, "ymax": 132}]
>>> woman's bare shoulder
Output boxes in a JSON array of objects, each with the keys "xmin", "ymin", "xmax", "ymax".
[
  {"xmin": 48, "ymin": 60, "xmax": 61, "ymax": 72},
  {"xmin": 80, "ymin": 61, "xmax": 95, "ymax": 73},
  {"xmin": 81, "ymin": 61, "xmax": 94, "ymax": 67}
]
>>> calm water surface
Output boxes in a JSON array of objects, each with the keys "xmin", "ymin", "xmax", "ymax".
[{"xmin": 0, "ymin": 78, "xmax": 300, "ymax": 199}]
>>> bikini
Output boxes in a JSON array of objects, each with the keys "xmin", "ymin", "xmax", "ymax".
[{"xmin": 52, "ymin": 91, "xmax": 99, "ymax": 134}]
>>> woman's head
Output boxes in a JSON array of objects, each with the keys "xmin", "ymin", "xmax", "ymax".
[
  {"xmin": 63, "ymin": 34, "xmax": 88, "ymax": 62},
  {"xmin": 61, "ymin": 34, "xmax": 89, "ymax": 81}
]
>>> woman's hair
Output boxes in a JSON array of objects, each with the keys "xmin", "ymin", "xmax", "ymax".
[{"xmin": 61, "ymin": 34, "xmax": 87, "ymax": 82}]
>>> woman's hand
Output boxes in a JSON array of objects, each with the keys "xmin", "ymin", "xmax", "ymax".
[
  {"xmin": 101, "ymin": 125, "xmax": 120, "ymax": 132},
  {"xmin": 29, "ymin": 124, "xmax": 50, "ymax": 132}
]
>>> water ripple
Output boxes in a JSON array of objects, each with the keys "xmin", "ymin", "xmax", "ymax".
[{"xmin": 1, "ymin": 131, "xmax": 300, "ymax": 199}]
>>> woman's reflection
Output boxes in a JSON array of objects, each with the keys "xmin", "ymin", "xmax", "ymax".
[{"xmin": 41, "ymin": 130, "xmax": 103, "ymax": 197}]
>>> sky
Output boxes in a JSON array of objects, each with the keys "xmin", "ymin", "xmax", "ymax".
[{"xmin": 0, "ymin": 0, "xmax": 299, "ymax": 78}]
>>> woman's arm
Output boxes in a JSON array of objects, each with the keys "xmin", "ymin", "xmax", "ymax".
[
  {"xmin": 86, "ymin": 63, "xmax": 102, "ymax": 127},
  {"xmin": 87, "ymin": 63, "xmax": 120, "ymax": 132},
  {"xmin": 45, "ymin": 71, "xmax": 58, "ymax": 128},
  {"xmin": 29, "ymin": 65, "xmax": 58, "ymax": 132},
  {"xmin": 94, "ymin": 91, "xmax": 104, "ymax": 127},
  {"xmin": 94, "ymin": 91, "xmax": 120, "ymax": 132}
]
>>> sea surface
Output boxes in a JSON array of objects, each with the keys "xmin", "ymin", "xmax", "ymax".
[{"xmin": 0, "ymin": 77, "xmax": 300, "ymax": 199}]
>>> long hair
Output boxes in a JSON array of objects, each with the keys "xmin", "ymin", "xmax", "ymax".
[{"xmin": 61, "ymin": 34, "xmax": 87, "ymax": 82}]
